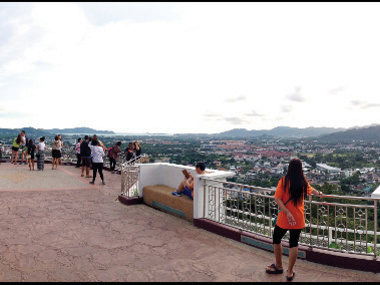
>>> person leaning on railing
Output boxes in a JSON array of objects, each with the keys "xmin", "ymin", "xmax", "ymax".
[
  {"xmin": 265, "ymin": 158, "xmax": 323, "ymax": 282},
  {"xmin": 108, "ymin": 141, "xmax": 121, "ymax": 173},
  {"xmin": 134, "ymin": 141, "xmax": 141, "ymax": 157}
]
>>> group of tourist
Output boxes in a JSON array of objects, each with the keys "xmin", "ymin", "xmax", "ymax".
[
  {"xmin": 107, "ymin": 141, "xmax": 141, "ymax": 173},
  {"xmin": 4, "ymin": 132, "xmax": 166, "ymax": 187},
  {"xmin": 10, "ymin": 130, "xmax": 47, "ymax": 171},
  {"xmin": 74, "ymin": 134, "xmax": 107, "ymax": 184},
  {"xmin": 8, "ymin": 130, "xmax": 143, "ymax": 186},
  {"xmin": 73, "ymin": 136, "xmax": 142, "ymax": 183}
]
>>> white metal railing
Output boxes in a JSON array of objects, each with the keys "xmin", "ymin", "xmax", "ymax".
[
  {"xmin": 120, "ymin": 155, "xmax": 147, "ymax": 198},
  {"xmin": 202, "ymin": 178, "xmax": 379, "ymax": 258}
]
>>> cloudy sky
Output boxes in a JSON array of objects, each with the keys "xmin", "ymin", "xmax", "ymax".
[{"xmin": 0, "ymin": 3, "xmax": 379, "ymax": 134}]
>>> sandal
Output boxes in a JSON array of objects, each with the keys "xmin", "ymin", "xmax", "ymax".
[
  {"xmin": 286, "ymin": 272, "xmax": 295, "ymax": 281},
  {"xmin": 266, "ymin": 264, "xmax": 283, "ymax": 274}
]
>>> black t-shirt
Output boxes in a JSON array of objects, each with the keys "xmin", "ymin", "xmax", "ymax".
[
  {"xmin": 126, "ymin": 150, "xmax": 134, "ymax": 161},
  {"xmin": 80, "ymin": 141, "xmax": 91, "ymax": 157},
  {"xmin": 27, "ymin": 145, "xmax": 36, "ymax": 155}
]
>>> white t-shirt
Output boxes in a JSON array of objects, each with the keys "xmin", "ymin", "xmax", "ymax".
[
  {"xmin": 75, "ymin": 142, "xmax": 81, "ymax": 154},
  {"xmin": 89, "ymin": 145, "xmax": 104, "ymax": 163},
  {"xmin": 38, "ymin": 142, "xmax": 46, "ymax": 151}
]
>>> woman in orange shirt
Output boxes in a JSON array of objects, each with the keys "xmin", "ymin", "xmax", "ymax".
[{"xmin": 266, "ymin": 158, "xmax": 323, "ymax": 281}]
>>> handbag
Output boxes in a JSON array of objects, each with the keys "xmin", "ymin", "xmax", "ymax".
[{"xmin": 272, "ymin": 197, "xmax": 292, "ymax": 226}]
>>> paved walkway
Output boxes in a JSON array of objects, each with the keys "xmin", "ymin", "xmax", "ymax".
[{"xmin": 0, "ymin": 163, "xmax": 378, "ymax": 281}]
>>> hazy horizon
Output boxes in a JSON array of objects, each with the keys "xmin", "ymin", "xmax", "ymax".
[
  {"xmin": 0, "ymin": 123, "xmax": 378, "ymax": 136},
  {"xmin": 0, "ymin": 3, "xmax": 379, "ymax": 133}
]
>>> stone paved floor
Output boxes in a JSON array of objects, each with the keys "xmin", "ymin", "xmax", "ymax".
[{"xmin": 0, "ymin": 162, "xmax": 379, "ymax": 282}]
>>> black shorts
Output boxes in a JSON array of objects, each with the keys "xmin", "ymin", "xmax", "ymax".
[
  {"xmin": 81, "ymin": 157, "xmax": 91, "ymax": 167},
  {"xmin": 52, "ymin": 149, "xmax": 61, "ymax": 158},
  {"xmin": 12, "ymin": 146, "xmax": 19, "ymax": 152},
  {"xmin": 272, "ymin": 225, "xmax": 302, "ymax": 248}
]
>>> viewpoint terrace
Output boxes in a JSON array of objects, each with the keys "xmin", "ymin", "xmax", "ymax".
[{"xmin": 0, "ymin": 162, "xmax": 378, "ymax": 282}]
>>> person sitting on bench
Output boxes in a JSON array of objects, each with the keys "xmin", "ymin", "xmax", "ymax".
[{"xmin": 172, "ymin": 162, "xmax": 206, "ymax": 200}]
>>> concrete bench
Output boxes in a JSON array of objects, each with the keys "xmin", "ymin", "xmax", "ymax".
[{"xmin": 143, "ymin": 185, "xmax": 193, "ymax": 221}]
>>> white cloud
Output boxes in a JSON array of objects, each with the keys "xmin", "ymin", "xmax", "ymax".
[{"xmin": 0, "ymin": 3, "xmax": 379, "ymax": 133}]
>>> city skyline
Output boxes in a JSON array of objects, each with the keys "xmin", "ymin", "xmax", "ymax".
[{"xmin": 0, "ymin": 3, "xmax": 380, "ymax": 133}]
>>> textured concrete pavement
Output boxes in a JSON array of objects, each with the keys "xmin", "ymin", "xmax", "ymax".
[{"xmin": 0, "ymin": 163, "xmax": 378, "ymax": 281}]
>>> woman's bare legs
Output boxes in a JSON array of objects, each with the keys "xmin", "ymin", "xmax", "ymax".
[
  {"xmin": 21, "ymin": 150, "xmax": 27, "ymax": 164},
  {"xmin": 287, "ymin": 247, "xmax": 298, "ymax": 278},
  {"xmin": 267, "ymin": 243, "xmax": 283, "ymax": 272},
  {"xmin": 11, "ymin": 150, "xmax": 18, "ymax": 164},
  {"xmin": 10, "ymin": 151, "xmax": 15, "ymax": 163}
]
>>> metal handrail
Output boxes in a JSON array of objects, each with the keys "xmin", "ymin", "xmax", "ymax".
[
  {"xmin": 201, "ymin": 177, "xmax": 379, "ymax": 258},
  {"xmin": 121, "ymin": 154, "xmax": 147, "ymax": 169},
  {"xmin": 202, "ymin": 178, "xmax": 380, "ymax": 201}
]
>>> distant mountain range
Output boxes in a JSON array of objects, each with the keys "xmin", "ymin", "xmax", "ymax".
[
  {"xmin": 46, "ymin": 127, "xmax": 114, "ymax": 135},
  {"xmin": 317, "ymin": 125, "xmax": 380, "ymax": 143},
  {"xmin": 216, "ymin": 126, "xmax": 345, "ymax": 138},
  {"xmin": 0, "ymin": 127, "xmax": 114, "ymax": 137},
  {"xmin": 0, "ymin": 125, "xmax": 378, "ymax": 143}
]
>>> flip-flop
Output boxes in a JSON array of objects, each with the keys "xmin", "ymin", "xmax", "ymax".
[
  {"xmin": 286, "ymin": 272, "xmax": 295, "ymax": 281},
  {"xmin": 172, "ymin": 191, "xmax": 182, "ymax": 197},
  {"xmin": 266, "ymin": 264, "xmax": 283, "ymax": 274}
]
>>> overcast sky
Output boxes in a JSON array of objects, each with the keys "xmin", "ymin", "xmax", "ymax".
[{"xmin": 0, "ymin": 3, "xmax": 379, "ymax": 134}]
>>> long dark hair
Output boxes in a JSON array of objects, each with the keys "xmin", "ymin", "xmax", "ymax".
[
  {"xmin": 16, "ymin": 135, "xmax": 21, "ymax": 144},
  {"xmin": 284, "ymin": 158, "xmax": 308, "ymax": 207}
]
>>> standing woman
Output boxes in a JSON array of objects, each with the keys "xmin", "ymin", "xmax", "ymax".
[
  {"xmin": 109, "ymin": 141, "xmax": 121, "ymax": 173},
  {"xmin": 75, "ymin": 138, "xmax": 82, "ymax": 168},
  {"xmin": 89, "ymin": 140, "xmax": 105, "ymax": 185},
  {"xmin": 21, "ymin": 132, "xmax": 29, "ymax": 165},
  {"xmin": 36, "ymin": 137, "xmax": 46, "ymax": 171},
  {"xmin": 125, "ymin": 143, "xmax": 134, "ymax": 161},
  {"xmin": 134, "ymin": 141, "xmax": 141, "ymax": 157},
  {"xmin": 52, "ymin": 136, "xmax": 60, "ymax": 170},
  {"xmin": 80, "ymin": 135, "xmax": 92, "ymax": 178},
  {"xmin": 266, "ymin": 158, "xmax": 323, "ymax": 281},
  {"xmin": 10, "ymin": 135, "xmax": 22, "ymax": 165},
  {"xmin": 27, "ymin": 139, "xmax": 36, "ymax": 171},
  {"xmin": 92, "ymin": 135, "xmax": 106, "ymax": 152},
  {"xmin": 57, "ymin": 134, "xmax": 63, "ymax": 165}
]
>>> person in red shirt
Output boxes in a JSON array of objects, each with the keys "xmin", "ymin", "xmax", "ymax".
[{"xmin": 266, "ymin": 158, "xmax": 323, "ymax": 281}]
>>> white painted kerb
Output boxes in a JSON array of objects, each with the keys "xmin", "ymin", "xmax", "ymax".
[{"xmin": 137, "ymin": 163, "xmax": 235, "ymax": 219}]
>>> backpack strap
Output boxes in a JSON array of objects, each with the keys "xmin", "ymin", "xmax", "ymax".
[
  {"xmin": 283, "ymin": 197, "xmax": 292, "ymax": 206},
  {"xmin": 282, "ymin": 177, "xmax": 292, "ymax": 206}
]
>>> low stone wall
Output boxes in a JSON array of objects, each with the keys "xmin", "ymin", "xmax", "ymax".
[{"xmin": 194, "ymin": 218, "xmax": 380, "ymax": 273}]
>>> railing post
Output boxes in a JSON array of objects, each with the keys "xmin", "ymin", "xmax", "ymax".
[
  {"xmin": 374, "ymin": 200, "xmax": 377, "ymax": 259},
  {"xmin": 203, "ymin": 179, "xmax": 206, "ymax": 219}
]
